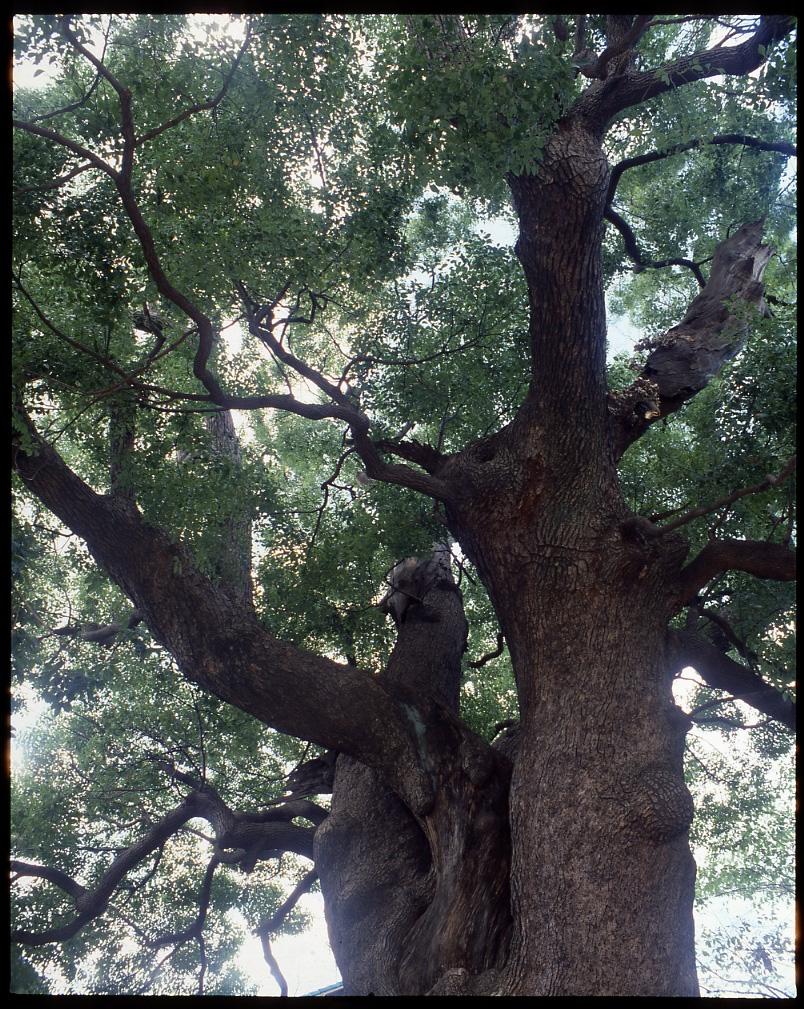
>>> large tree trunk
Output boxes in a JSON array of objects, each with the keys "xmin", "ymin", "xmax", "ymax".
[
  {"xmin": 314, "ymin": 117, "xmax": 699, "ymax": 997},
  {"xmin": 460, "ymin": 120, "xmax": 697, "ymax": 996}
]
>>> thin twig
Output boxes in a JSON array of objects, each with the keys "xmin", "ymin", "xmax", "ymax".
[{"xmin": 660, "ymin": 455, "xmax": 796, "ymax": 533}]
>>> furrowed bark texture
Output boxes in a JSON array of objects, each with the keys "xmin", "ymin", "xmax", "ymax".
[
  {"xmin": 434, "ymin": 116, "xmax": 700, "ymax": 996},
  {"xmin": 315, "ymin": 560, "xmax": 513, "ymax": 995}
]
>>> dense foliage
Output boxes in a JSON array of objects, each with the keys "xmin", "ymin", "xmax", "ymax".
[{"xmin": 12, "ymin": 14, "xmax": 795, "ymax": 996}]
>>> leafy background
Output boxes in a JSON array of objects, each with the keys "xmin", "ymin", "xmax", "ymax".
[{"xmin": 12, "ymin": 13, "xmax": 795, "ymax": 996}]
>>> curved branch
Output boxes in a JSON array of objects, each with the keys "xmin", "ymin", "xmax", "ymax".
[
  {"xmin": 251, "ymin": 799, "xmax": 329, "ymax": 827},
  {"xmin": 58, "ymin": 15, "xmax": 136, "ymax": 182},
  {"xmin": 677, "ymin": 539, "xmax": 796, "ymax": 607},
  {"xmin": 607, "ymin": 135, "xmax": 797, "ymax": 206},
  {"xmin": 589, "ymin": 15, "xmax": 654, "ymax": 79},
  {"xmin": 136, "ymin": 23, "xmax": 253, "ymax": 146},
  {"xmin": 11, "ymin": 759, "xmax": 325, "ymax": 952},
  {"xmin": 257, "ymin": 868, "xmax": 319, "ymax": 996},
  {"xmin": 27, "ymin": 17, "xmax": 111, "ymax": 125},
  {"xmin": 11, "ymin": 794, "xmax": 203, "ymax": 946},
  {"xmin": 244, "ymin": 298, "xmax": 357, "ymax": 412},
  {"xmin": 238, "ymin": 292, "xmax": 453, "ymax": 501},
  {"xmin": 17, "ymin": 67, "xmax": 450, "ymax": 508},
  {"xmin": 12, "ymin": 117, "xmax": 117, "ymax": 179},
  {"xmin": 51, "ymin": 608, "xmax": 143, "ymax": 646},
  {"xmin": 605, "ymin": 206, "xmax": 706, "ymax": 287},
  {"xmin": 373, "ymin": 436, "xmax": 448, "ymax": 475},
  {"xmin": 668, "ymin": 628, "xmax": 795, "ymax": 731},
  {"xmin": 468, "ymin": 631, "xmax": 505, "ymax": 669},
  {"xmin": 10, "ymin": 860, "xmax": 87, "ymax": 904},
  {"xmin": 12, "ymin": 404, "xmax": 435, "ymax": 815},
  {"xmin": 149, "ymin": 855, "xmax": 220, "ymax": 949},
  {"xmin": 689, "ymin": 603, "xmax": 756, "ymax": 666},
  {"xmin": 596, "ymin": 15, "xmax": 796, "ymax": 122},
  {"xmin": 14, "ymin": 159, "xmax": 100, "ymax": 196},
  {"xmin": 350, "ymin": 427, "xmax": 453, "ymax": 502},
  {"xmin": 283, "ymin": 750, "xmax": 338, "ymax": 801}
]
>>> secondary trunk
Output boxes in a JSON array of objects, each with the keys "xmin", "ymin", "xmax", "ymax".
[{"xmin": 316, "ymin": 531, "xmax": 697, "ymax": 995}]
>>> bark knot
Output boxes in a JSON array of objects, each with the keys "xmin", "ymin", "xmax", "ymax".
[{"xmin": 619, "ymin": 761, "xmax": 694, "ymax": 844}]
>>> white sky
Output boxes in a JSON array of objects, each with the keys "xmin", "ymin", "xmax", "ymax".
[{"xmin": 238, "ymin": 894, "xmax": 338, "ymax": 995}]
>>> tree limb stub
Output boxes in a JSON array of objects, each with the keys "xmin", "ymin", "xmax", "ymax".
[
  {"xmin": 51, "ymin": 609, "xmax": 143, "ymax": 646},
  {"xmin": 668, "ymin": 629, "xmax": 795, "ymax": 732},
  {"xmin": 616, "ymin": 219, "xmax": 772, "ymax": 457}
]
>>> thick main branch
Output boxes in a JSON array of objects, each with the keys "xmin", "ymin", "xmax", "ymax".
[
  {"xmin": 668, "ymin": 629, "xmax": 795, "ymax": 731},
  {"xmin": 12, "ymin": 406, "xmax": 434, "ymax": 813},
  {"xmin": 676, "ymin": 538, "xmax": 796, "ymax": 607},
  {"xmin": 593, "ymin": 16, "xmax": 796, "ymax": 124}
]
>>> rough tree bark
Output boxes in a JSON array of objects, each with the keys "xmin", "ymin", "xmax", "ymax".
[{"xmin": 11, "ymin": 12, "xmax": 796, "ymax": 998}]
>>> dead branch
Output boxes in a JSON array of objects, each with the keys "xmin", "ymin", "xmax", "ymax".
[
  {"xmin": 51, "ymin": 609, "xmax": 143, "ymax": 646},
  {"xmin": 615, "ymin": 219, "xmax": 773, "ymax": 457}
]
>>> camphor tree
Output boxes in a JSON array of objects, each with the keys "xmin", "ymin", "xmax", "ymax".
[{"xmin": 11, "ymin": 13, "xmax": 796, "ymax": 997}]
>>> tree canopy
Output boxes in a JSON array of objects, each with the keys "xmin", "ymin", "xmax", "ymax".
[{"xmin": 11, "ymin": 14, "xmax": 796, "ymax": 997}]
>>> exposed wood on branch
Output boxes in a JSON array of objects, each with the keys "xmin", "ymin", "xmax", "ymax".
[{"xmin": 615, "ymin": 219, "xmax": 772, "ymax": 457}]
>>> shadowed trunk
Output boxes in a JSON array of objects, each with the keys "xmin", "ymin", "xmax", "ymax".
[
  {"xmin": 313, "ymin": 115, "xmax": 700, "ymax": 996},
  {"xmin": 315, "ymin": 553, "xmax": 513, "ymax": 995}
]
